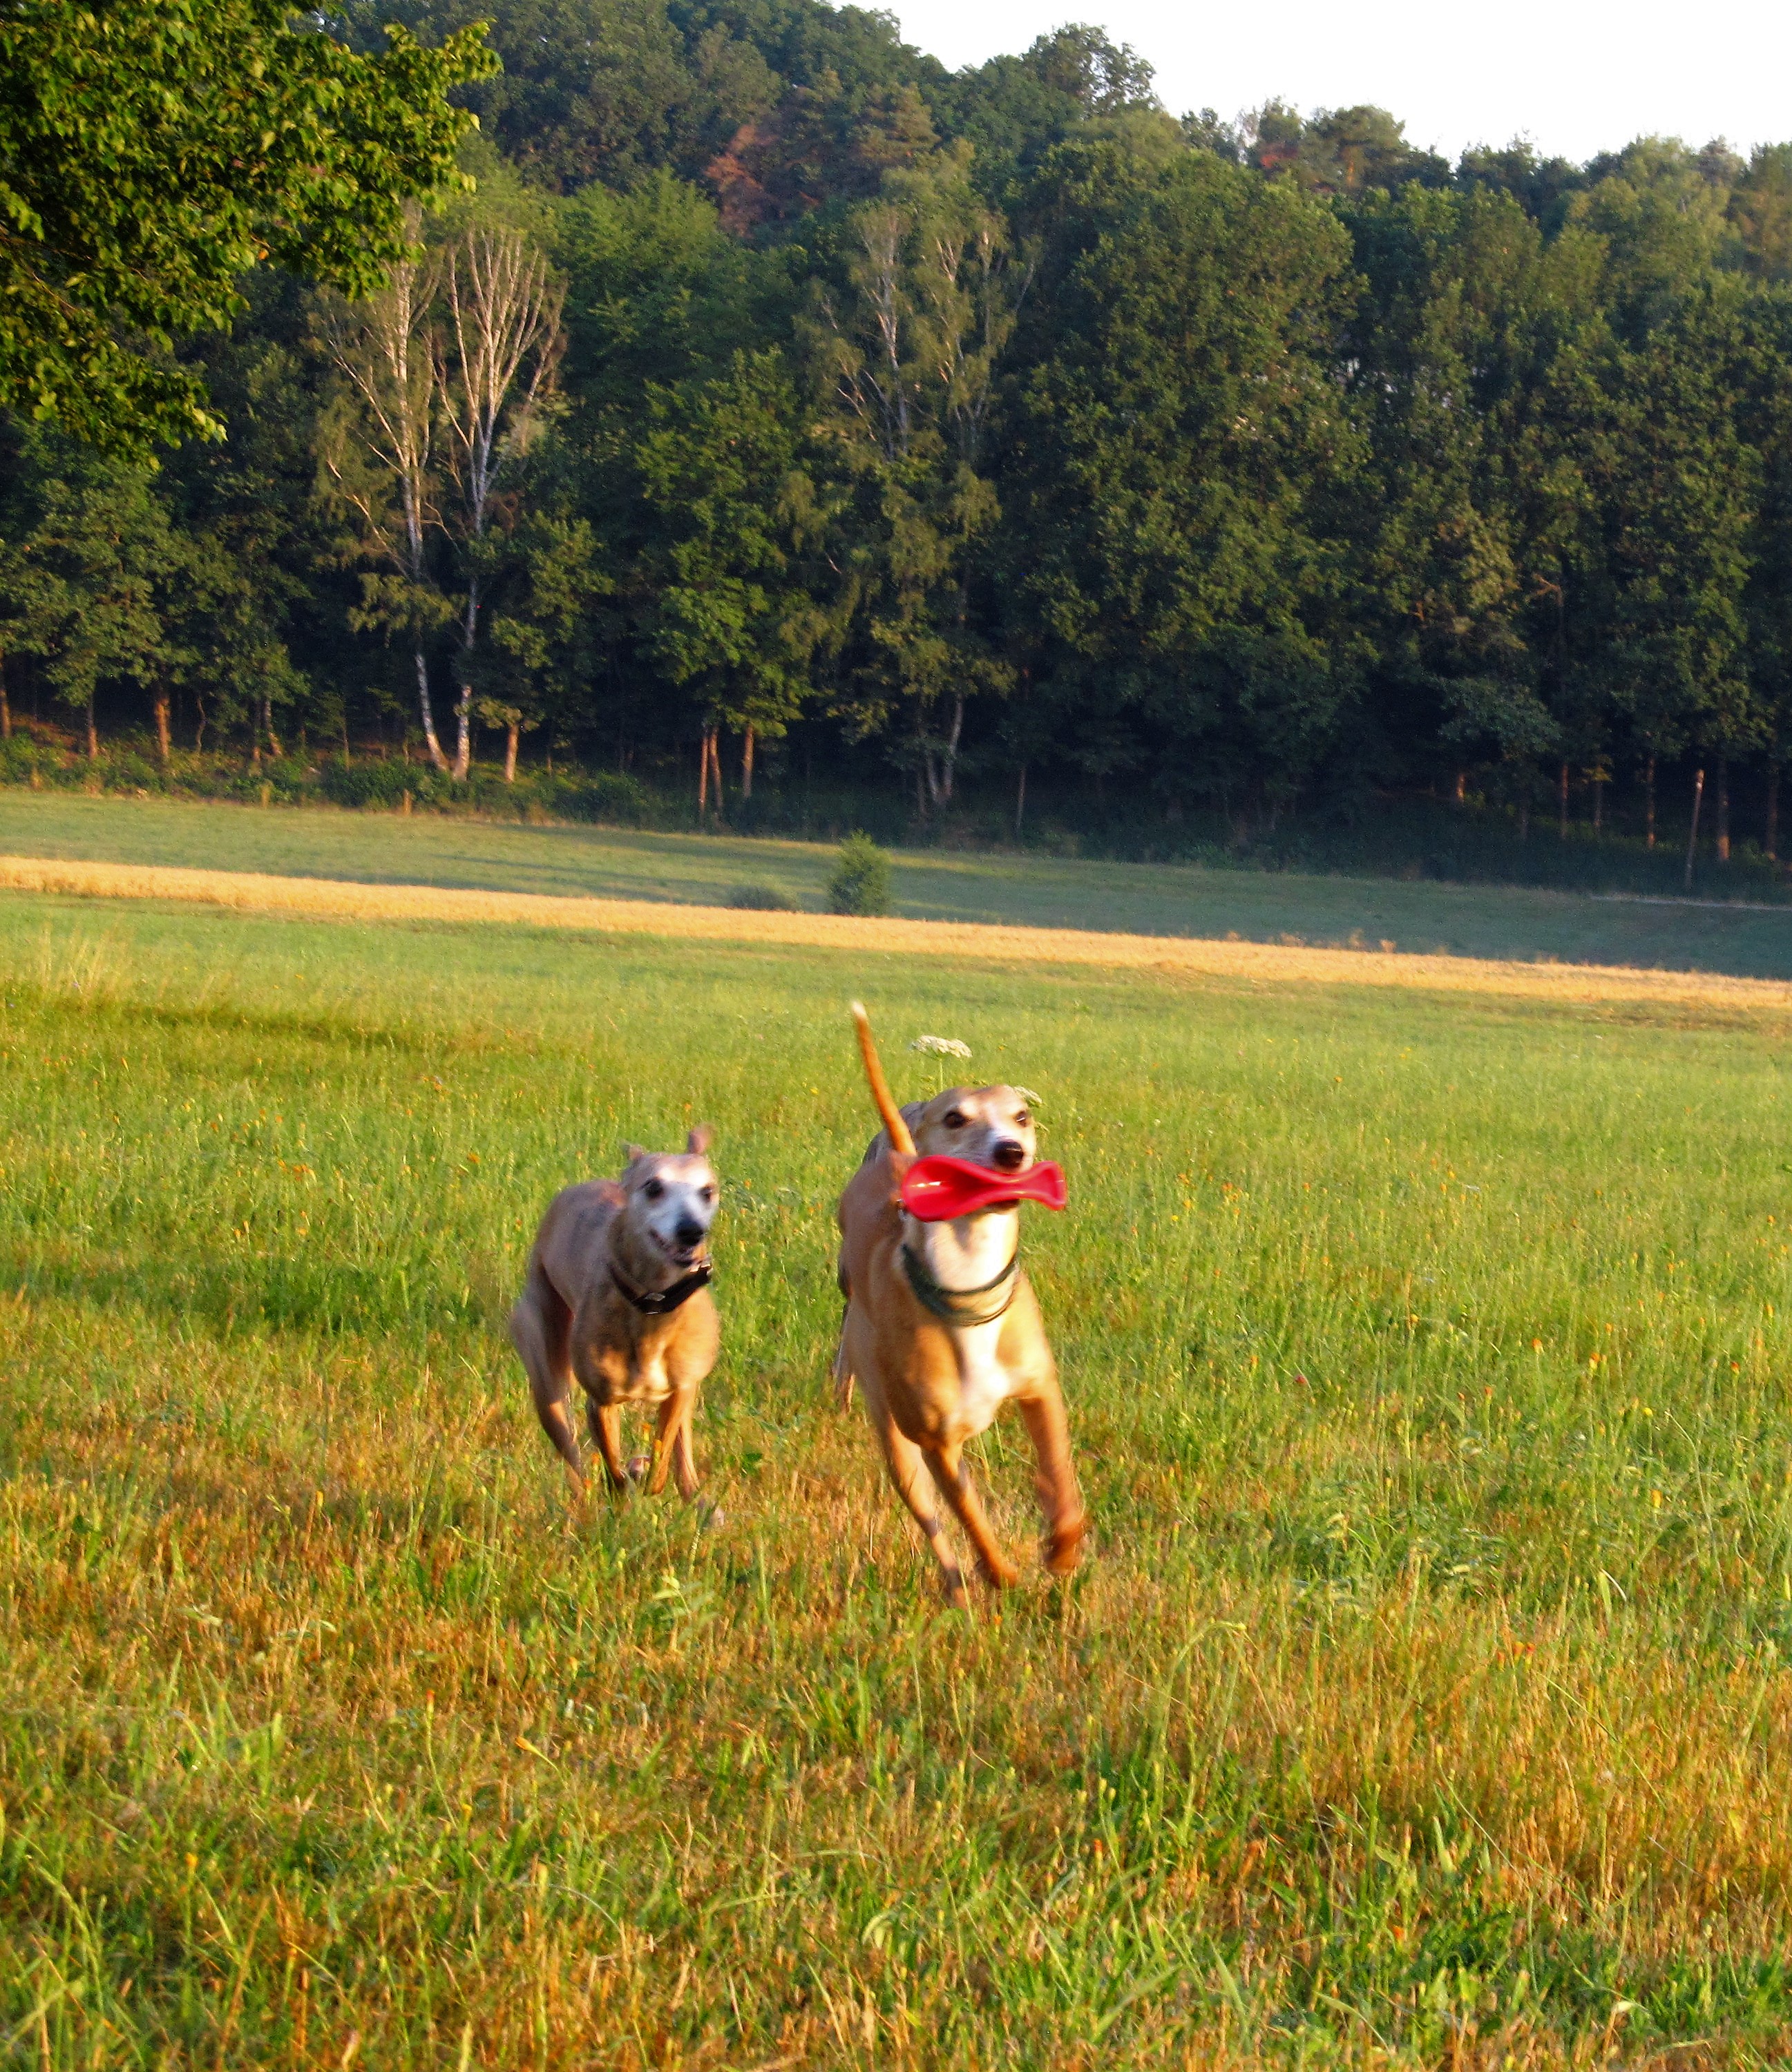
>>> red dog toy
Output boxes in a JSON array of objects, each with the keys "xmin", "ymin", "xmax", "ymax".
[{"xmin": 900, "ymin": 1155, "xmax": 1067, "ymax": 1222}]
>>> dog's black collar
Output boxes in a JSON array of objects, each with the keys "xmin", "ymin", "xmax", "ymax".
[
  {"xmin": 900, "ymin": 1242, "xmax": 1019, "ymax": 1327},
  {"xmin": 610, "ymin": 1260, "xmax": 713, "ymax": 1316}
]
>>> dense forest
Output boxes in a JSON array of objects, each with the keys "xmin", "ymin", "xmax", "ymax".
[{"xmin": 6, "ymin": 0, "xmax": 1792, "ymax": 874}]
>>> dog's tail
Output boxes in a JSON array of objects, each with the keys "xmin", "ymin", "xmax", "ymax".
[{"xmin": 850, "ymin": 1001, "xmax": 916, "ymax": 1157}]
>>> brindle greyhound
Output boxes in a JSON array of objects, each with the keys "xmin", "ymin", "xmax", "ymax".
[
  {"xmin": 835, "ymin": 1006, "xmax": 1085, "ymax": 1603},
  {"xmin": 511, "ymin": 1129, "xmax": 719, "ymax": 1499}
]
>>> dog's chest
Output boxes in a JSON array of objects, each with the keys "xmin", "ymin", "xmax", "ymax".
[
  {"xmin": 572, "ymin": 1313, "xmax": 671, "ymax": 1406},
  {"xmin": 949, "ymin": 1318, "xmax": 1015, "ymax": 1436}
]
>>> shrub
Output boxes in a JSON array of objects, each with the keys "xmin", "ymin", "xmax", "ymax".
[
  {"xmin": 827, "ymin": 832, "xmax": 891, "ymax": 917},
  {"xmin": 318, "ymin": 760, "xmax": 445, "ymax": 810},
  {"xmin": 104, "ymin": 750, "xmax": 163, "ymax": 792},
  {"xmin": 0, "ymin": 738, "xmax": 55, "ymax": 784},
  {"xmin": 537, "ymin": 771, "xmax": 649, "ymax": 825},
  {"xmin": 727, "ymin": 882, "xmax": 800, "ymax": 912}
]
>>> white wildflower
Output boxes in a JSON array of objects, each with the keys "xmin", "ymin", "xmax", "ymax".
[{"xmin": 910, "ymin": 1035, "xmax": 971, "ymax": 1059}]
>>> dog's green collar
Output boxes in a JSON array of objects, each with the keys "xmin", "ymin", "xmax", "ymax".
[{"xmin": 900, "ymin": 1241, "xmax": 1019, "ymax": 1327}]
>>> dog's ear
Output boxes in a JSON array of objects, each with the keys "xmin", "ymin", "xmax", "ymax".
[
  {"xmin": 594, "ymin": 1179, "xmax": 626, "ymax": 1209},
  {"xmin": 687, "ymin": 1123, "xmax": 714, "ymax": 1156},
  {"xmin": 622, "ymin": 1142, "xmax": 647, "ymax": 1167}
]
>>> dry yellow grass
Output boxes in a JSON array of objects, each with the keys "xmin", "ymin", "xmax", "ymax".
[{"xmin": 0, "ymin": 850, "xmax": 1779, "ymax": 1014}]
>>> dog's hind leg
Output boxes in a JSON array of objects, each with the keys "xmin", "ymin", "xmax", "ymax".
[
  {"xmin": 873, "ymin": 1411, "xmax": 966, "ymax": 1605},
  {"xmin": 1018, "ymin": 1383, "xmax": 1086, "ymax": 1575},
  {"xmin": 832, "ymin": 1264, "xmax": 855, "ymax": 1410},
  {"xmin": 922, "ymin": 1443, "xmax": 1020, "ymax": 1591},
  {"xmin": 512, "ymin": 1274, "xmax": 582, "ymax": 1475}
]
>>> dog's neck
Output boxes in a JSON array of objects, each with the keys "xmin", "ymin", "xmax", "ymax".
[{"xmin": 905, "ymin": 1205, "xmax": 1019, "ymax": 1292}]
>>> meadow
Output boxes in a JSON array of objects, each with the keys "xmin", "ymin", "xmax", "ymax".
[
  {"xmin": 3, "ymin": 885, "xmax": 1792, "ymax": 2067},
  {"xmin": 6, "ymin": 787, "xmax": 1792, "ymax": 979}
]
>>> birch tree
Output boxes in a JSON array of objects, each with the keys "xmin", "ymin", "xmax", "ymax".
[
  {"xmin": 320, "ymin": 219, "xmax": 564, "ymax": 778},
  {"xmin": 436, "ymin": 227, "xmax": 565, "ymax": 778},
  {"xmin": 318, "ymin": 242, "xmax": 455, "ymax": 769}
]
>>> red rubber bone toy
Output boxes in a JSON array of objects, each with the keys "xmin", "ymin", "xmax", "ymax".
[{"xmin": 900, "ymin": 1154, "xmax": 1067, "ymax": 1221}]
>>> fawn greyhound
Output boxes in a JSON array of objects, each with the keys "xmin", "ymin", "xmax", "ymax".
[
  {"xmin": 511, "ymin": 1129, "xmax": 719, "ymax": 1499},
  {"xmin": 834, "ymin": 1005, "xmax": 1085, "ymax": 1602}
]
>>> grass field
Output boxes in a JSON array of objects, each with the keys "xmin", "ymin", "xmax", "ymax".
[
  {"xmin": 5, "ymin": 887, "xmax": 1792, "ymax": 2068},
  {"xmin": 3, "ymin": 788, "xmax": 1791, "ymax": 979}
]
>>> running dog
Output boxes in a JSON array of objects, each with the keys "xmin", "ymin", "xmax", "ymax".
[
  {"xmin": 835, "ymin": 1006, "xmax": 1085, "ymax": 1602},
  {"xmin": 511, "ymin": 1129, "xmax": 719, "ymax": 1499}
]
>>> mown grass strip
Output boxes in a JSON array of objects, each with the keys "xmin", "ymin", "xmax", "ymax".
[{"xmin": 1, "ymin": 850, "xmax": 1786, "ymax": 1015}]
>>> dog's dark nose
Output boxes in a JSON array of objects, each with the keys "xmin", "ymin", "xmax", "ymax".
[
  {"xmin": 674, "ymin": 1217, "xmax": 704, "ymax": 1247},
  {"xmin": 991, "ymin": 1139, "xmax": 1026, "ymax": 1173}
]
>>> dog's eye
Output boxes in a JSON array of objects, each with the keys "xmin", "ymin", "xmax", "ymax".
[
  {"xmin": 1015, "ymin": 1110, "xmax": 1030, "ymax": 1127},
  {"xmin": 700, "ymin": 1187, "xmax": 716, "ymax": 1203},
  {"xmin": 643, "ymin": 1178, "xmax": 664, "ymax": 1201},
  {"xmin": 944, "ymin": 1110, "xmax": 966, "ymax": 1129}
]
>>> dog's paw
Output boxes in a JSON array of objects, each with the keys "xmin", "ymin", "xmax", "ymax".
[{"xmin": 1044, "ymin": 1515, "xmax": 1088, "ymax": 1575}]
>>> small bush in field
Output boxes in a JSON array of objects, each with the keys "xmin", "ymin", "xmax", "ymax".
[
  {"xmin": 827, "ymin": 832, "xmax": 890, "ymax": 917},
  {"xmin": 727, "ymin": 882, "xmax": 800, "ymax": 911}
]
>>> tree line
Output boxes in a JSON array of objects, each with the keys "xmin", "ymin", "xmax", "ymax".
[{"xmin": 5, "ymin": 0, "xmax": 1792, "ymax": 861}]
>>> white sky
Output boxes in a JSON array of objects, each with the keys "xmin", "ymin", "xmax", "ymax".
[{"xmin": 888, "ymin": 0, "xmax": 1792, "ymax": 167}]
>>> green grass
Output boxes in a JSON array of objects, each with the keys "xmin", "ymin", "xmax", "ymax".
[
  {"xmin": 4, "ymin": 893, "xmax": 1792, "ymax": 2066},
  {"xmin": 3, "ymin": 787, "xmax": 1790, "ymax": 979}
]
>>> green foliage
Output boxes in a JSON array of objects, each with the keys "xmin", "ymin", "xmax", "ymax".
[
  {"xmin": 727, "ymin": 879, "xmax": 801, "ymax": 908},
  {"xmin": 826, "ymin": 827, "xmax": 890, "ymax": 912},
  {"xmin": 5, "ymin": 6, "xmax": 1792, "ymax": 870},
  {"xmin": 0, "ymin": 0, "xmax": 494, "ymax": 452},
  {"xmin": 636, "ymin": 347, "xmax": 816, "ymax": 742}
]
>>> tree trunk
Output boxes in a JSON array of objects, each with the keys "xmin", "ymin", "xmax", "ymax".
[
  {"xmin": 709, "ymin": 731, "xmax": 723, "ymax": 816},
  {"xmin": 1685, "ymin": 767, "xmax": 1705, "ymax": 893},
  {"xmin": 450, "ymin": 579, "xmax": 479, "ymax": 783},
  {"xmin": 86, "ymin": 693, "xmax": 98, "ymax": 760},
  {"xmin": 938, "ymin": 695, "xmax": 964, "ymax": 805},
  {"xmin": 414, "ymin": 648, "xmax": 450, "ymax": 773},
  {"xmin": 1592, "ymin": 772, "xmax": 1603, "ymax": 832},
  {"xmin": 0, "ymin": 664, "xmax": 10, "ymax": 740},
  {"xmin": 1644, "ymin": 755, "xmax": 1657, "ymax": 849},
  {"xmin": 194, "ymin": 696, "xmax": 207, "ymax": 754},
  {"xmin": 261, "ymin": 695, "xmax": 282, "ymax": 760},
  {"xmin": 741, "ymin": 726, "xmax": 755, "ymax": 801},
  {"xmin": 1558, "ymin": 758, "xmax": 1569, "ymax": 838},
  {"xmin": 341, "ymin": 716, "xmax": 352, "ymax": 767},
  {"xmin": 1715, "ymin": 752, "xmax": 1730, "ymax": 863},
  {"xmin": 504, "ymin": 723, "xmax": 519, "ymax": 783},
  {"xmin": 153, "ymin": 692, "xmax": 171, "ymax": 765},
  {"xmin": 1015, "ymin": 762, "xmax": 1027, "ymax": 840},
  {"xmin": 1767, "ymin": 760, "xmax": 1780, "ymax": 862},
  {"xmin": 698, "ymin": 727, "xmax": 709, "ymax": 814},
  {"xmin": 1452, "ymin": 769, "xmax": 1465, "ymax": 807}
]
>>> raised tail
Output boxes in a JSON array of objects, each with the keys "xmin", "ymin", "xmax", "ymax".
[{"xmin": 850, "ymin": 1001, "xmax": 916, "ymax": 1157}]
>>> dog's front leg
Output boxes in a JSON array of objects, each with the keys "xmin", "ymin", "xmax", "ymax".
[
  {"xmin": 1018, "ymin": 1385, "xmax": 1086, "ymax": 1575},
  {"xmin": 874, "ymin": 1413, "xmax": 966, "ymax": 1606},
  {"xmin": 923, "ymin": 1443, "xmax": 1020, "ymax": 1591},
  {"xmin": 649, "ymin": 1387, "xmax": 700, "ymax": 1498},
  {"xmin": 585, "ymin": 1399, "xmax": 631, "ymax": 1492}
]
